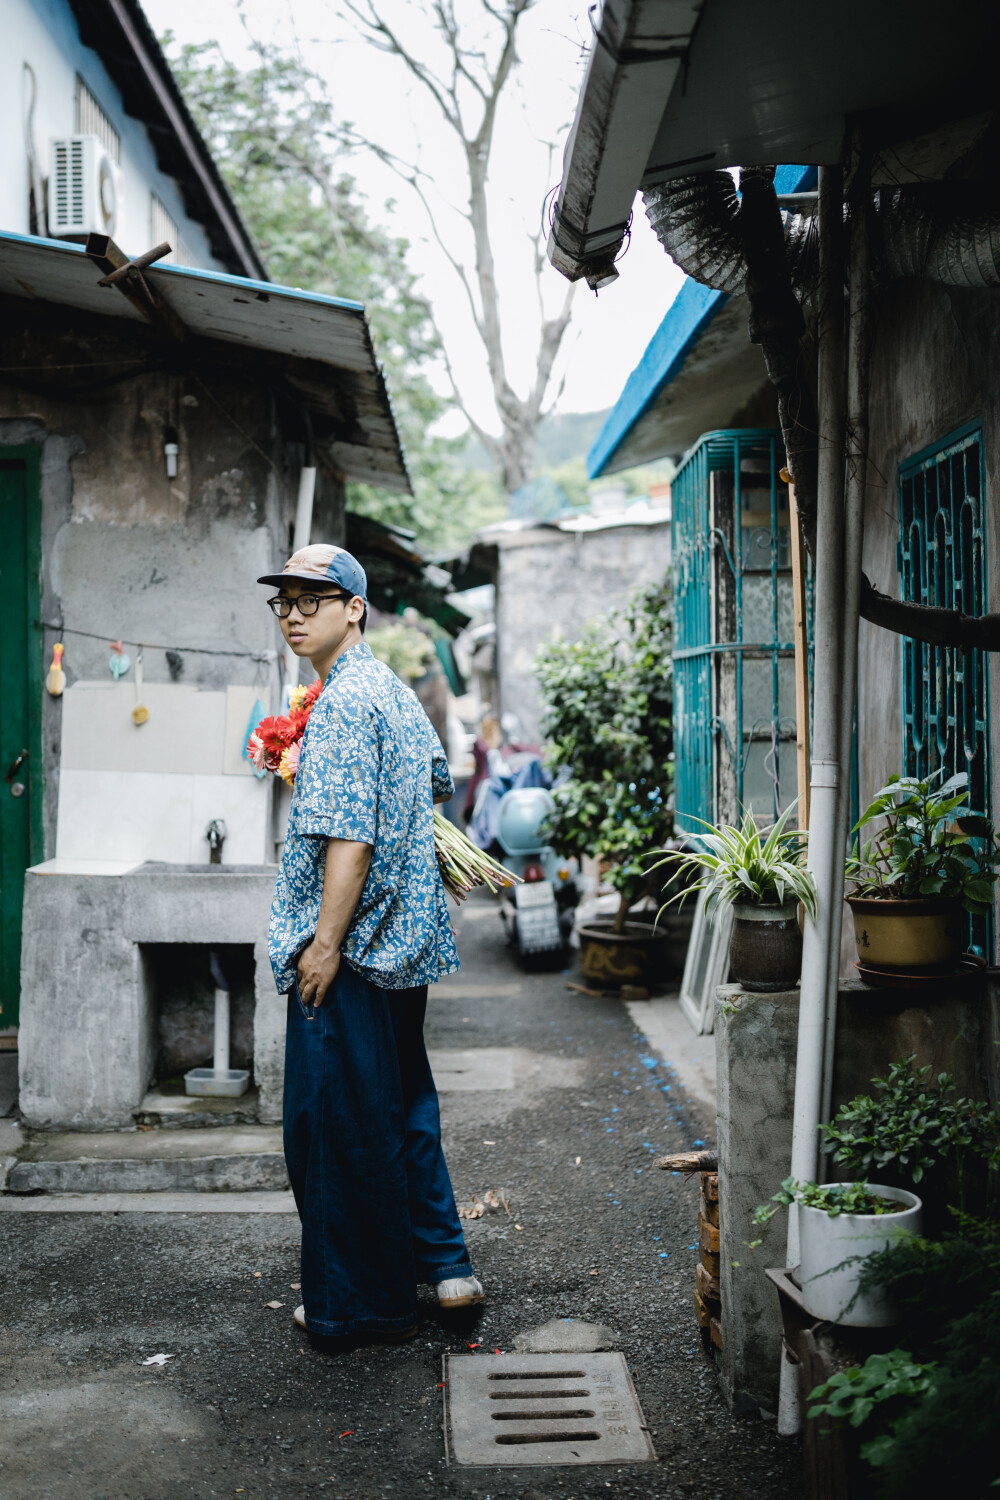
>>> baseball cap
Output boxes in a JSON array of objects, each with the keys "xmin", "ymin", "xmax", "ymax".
[{"xmin": 257, "ymin": 544, "xmax": 367, "ymax": 600}]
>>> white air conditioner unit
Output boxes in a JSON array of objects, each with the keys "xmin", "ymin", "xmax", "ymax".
[{"xmin": 48, "ymin": 136, "xmax": 120, "ymax": 238}]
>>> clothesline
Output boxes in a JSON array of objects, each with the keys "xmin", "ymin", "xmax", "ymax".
[{"xmin": 34, "ymin": 619, "xmax": 277, "ymax": 663}]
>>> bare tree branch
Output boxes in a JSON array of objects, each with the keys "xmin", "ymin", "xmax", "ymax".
[{"xmin": 341, "ymin": 0, "xmax": 574, "ymax": 493}]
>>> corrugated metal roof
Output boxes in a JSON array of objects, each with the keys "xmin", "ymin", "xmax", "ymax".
[{"xmin": 0, "ymin": 231, "xmax": 409, "ymax": 492}]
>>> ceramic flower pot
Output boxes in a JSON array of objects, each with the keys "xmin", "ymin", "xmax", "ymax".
[
  {"xmin": 577, "ymin": 921, "xmax": 670, "ymax": 991},
  {"xmin": 797, "ymin": 1183, "xmax": 922, "ymax": 1326},
  {"xmin": 728, "ymin": 901, "xmax": 802, "ymax": 992},
  {"xmin": 846, "ymin": 896, "xmax": 963, "ymax": 971}
]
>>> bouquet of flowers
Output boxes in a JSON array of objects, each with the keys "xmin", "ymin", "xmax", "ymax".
[{"xmin": 247, "ymin": 684, "xmax": 519, "ymax": 903}]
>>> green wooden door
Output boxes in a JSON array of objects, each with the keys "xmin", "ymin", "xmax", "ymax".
[{"xmin": 0, "ymin": 448, "xmax": 43, "ymax": 1033}]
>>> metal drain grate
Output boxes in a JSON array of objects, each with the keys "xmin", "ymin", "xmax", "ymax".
[{"xmin": 444, "ymin": 1351, "xmax": 655, "ymax": 1466}]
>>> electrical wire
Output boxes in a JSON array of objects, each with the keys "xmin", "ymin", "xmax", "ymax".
[{"xmin": 35, "ymin": 619, "xmax": 276, "ymax": 662}]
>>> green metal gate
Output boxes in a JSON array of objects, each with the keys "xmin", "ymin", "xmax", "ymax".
[
  {"xmin": 672, "ymin": 430, "xmax": 804, "ymax": 835},
  {"xmin": 0, "ymin": 447, "xmax": 44, "ymax": 1032},
  {"xmin": 899, "ymin": 421, "xmax": 991, "ymax": 956}
]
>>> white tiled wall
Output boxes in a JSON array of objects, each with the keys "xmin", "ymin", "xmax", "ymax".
[{"xmin": 55, "ymin": 681, "xmax": 271, "ymax": 864}]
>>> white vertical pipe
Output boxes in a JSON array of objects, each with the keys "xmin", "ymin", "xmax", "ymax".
[
  {"xmin": 213, "ymin": 987, "xmax": 230, "ymax": 1075},
  {"xmin": 821, "ymin": 142, "xmax": 872, "ymax": 1130},
  {"xmin": 777, "ymin": 163, "xmax": 847, "ymax": 1437},
  {"xmin": 284, "ymin": 463, "xmax": 317, "ymax": 693}
]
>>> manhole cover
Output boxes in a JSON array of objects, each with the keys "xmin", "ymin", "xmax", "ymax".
[{"xmin": 444, "ymin": 1351, "xmax": 655, "ymax": 1466}]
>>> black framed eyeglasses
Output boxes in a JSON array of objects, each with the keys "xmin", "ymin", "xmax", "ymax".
[{"xmin": 267, "ymin": 592, "xmax": 351, "ymax": 618}]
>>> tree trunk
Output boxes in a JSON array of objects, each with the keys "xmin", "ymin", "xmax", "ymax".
[{"xmin": 614, "ymin": 890, "xmax": 630, "ymax": 935}]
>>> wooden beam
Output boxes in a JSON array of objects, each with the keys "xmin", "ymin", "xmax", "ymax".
[{"xmin": 789, "ymin": 482, "xmax": 811, "ymax": 830}]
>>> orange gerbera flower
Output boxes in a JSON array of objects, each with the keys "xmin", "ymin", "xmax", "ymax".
[{"xmin": 255, "ymin": 716, "xmax": 288, "ymax": 755}]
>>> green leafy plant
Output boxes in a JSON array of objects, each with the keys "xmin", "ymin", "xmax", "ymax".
[
  {"xmin": 366, "ymin": 623, "xmax": 436, "ymax": 685},
  {"xmin": 651, "ymin": 803, "xmax": 817, "ymax": 918},
  {"xmin": 844, "ymin": 1219, "xmax": 1000, "ymax": 1496},
  {"xmin": 821, "ymin": 1055, "xmax": 1000, "ymax": 1187},
  {"xmin": 846, "ymin": 770, "xmax": 1000, "ymax": 913},
  {"xmin": 752, "ymin": 1177, "xmax": 905, "ymax": 1230},
  {"xmin": 807, "ymin": 1348, "xmax": 937, "ymax": 1434},
  {"xmin": 535, "ymin": 580, "xmax": 673, "ymax": 931}
]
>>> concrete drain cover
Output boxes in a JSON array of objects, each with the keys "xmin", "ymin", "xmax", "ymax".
[{"xmin": 444, "ymin": 1351, "xmax": 655, "ymax": 1466}]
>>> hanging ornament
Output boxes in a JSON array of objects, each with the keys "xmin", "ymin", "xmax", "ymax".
[
  {"xmin": 47, "ymin": 642, "xmax": 66, "ymax": 697},
  {"xmin": 109, "ymin": 640, "xmax": 131, "ymax": 679},
  {"xmin": 132, "ymin": 648, "xmax": 149, "ymax": 726}
]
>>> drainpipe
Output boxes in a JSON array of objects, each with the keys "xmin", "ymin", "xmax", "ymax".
[
  {"xmin": 822, "ymin": 142, "xmax": 873, "ymax": 1129},
  {"xmin": 284, "ymin": 455, "xmax": 317, "ymax": 693},
  {"xmin": 778, "ymin": 162, "xmax": 846, "ymax": 1435}
]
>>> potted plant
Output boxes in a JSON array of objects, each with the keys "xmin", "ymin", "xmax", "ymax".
[
  {"xmin": 845, "ymin": 770, "xmax": 1000, "ymax": 972},
  {"xmin": 534, "ymin": 581, "xmax": 674, "ymax": 989},
  {"xmin": 820, "ymin": 1055, "xmax": 1000, "ymax": 1234},
  {"xmin": 652, "ymin": 804, "xmax": 816, "ymax": 991},
  {"xmin": 754, "ymin": 1178, "xmax": 923, "ymax": 1326}
]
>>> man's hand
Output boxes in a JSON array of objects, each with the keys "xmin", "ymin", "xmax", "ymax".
[
  {"xmin": 296, "ymin": 838, "xmax": 373, "ymax": 1009},
  {"xmin": 297, "ymin": 936, "xmax": 341, "ymax": 1009}
]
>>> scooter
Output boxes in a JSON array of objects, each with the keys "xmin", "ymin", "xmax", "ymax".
[{"xmin": 493, "ymin": 786, "xmax": 581, "ymax": 968}]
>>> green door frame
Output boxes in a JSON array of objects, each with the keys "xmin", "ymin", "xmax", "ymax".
[{"xmin": 0, "ymin": 444, "xmax": 44, "ymax": 1032}]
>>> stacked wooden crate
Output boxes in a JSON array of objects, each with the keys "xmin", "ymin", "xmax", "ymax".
[{"xmin": 658, "ymin": 1149, "xmax": 721, "ymax": 1352}]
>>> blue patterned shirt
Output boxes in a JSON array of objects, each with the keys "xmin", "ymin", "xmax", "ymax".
[{"xmin": 268, "ymin": 642, "xmax": 459, "ymax": 993}]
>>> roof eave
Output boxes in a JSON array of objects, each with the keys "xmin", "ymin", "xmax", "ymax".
[{"xmin": 547, "ymin": 0, "xmax": 702, "ymax": 286}]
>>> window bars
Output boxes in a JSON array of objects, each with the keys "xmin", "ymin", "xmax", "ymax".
[
  {"xmin": 672, "ymin": 430, "xmax": 805, "ymax": 836},
  {"xmin": 898, "ymin": 421, "xmax": 991, "ymax": 956}
]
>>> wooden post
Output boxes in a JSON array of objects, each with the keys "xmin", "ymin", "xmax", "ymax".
[{"xmin": 789, "ymin": 483, "xmax": 811, "ymax": 830}]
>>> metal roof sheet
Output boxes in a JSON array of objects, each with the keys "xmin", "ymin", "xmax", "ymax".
[{"xmin": 0, "ymin": 231, "xmax": 409, "ymax": 492}]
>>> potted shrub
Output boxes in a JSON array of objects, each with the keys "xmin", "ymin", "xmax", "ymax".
[
  {"xmin": 534, "ymin": 581, "xmax": 674, "ymax": 989},
  {"xmin": 846, "ymin": 770, "xmax": 1000, "ymax": 972},
  {"xmin": 652, "ymin": 804, "xmax": 816, "ymax": 991},
  {"xmin": 754, "ymin": 1178, "xmax": 923, "ymax": 1325},
  {"xmin": 820, "ymin": 1054, "xmax": 1000, "ymax": 1234}
]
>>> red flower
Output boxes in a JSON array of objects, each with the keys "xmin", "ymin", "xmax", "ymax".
[
  {"xmin": 256, "ymin": 716, "xmax": 289, "ymax": 755},
  {"xmin": 304, "ymin": 680, "xmax": 323, "ymax": 706}
]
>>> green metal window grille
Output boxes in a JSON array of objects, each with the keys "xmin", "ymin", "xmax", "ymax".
[
  {"xmin": 672, "ymin": 430, "xmax": 806, "ymax": 836},
  {"xmin": 898, "ymin": 421, "xmax": 991, "ymax": 956}
]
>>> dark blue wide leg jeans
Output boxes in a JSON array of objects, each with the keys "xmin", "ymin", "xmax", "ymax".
[{"xmin": 283, "ymin": 963, "xmax": 473, "ymax": 1337}]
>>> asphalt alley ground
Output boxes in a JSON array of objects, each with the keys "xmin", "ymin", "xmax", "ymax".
[{"xmin": 0, "ymin": 893, "xmax": 800, "ymax": 1500}]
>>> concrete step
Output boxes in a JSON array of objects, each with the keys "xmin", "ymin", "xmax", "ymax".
[{"xmin": 6, "ymin": 1124, "xmax": 287, "ymax": 1195}]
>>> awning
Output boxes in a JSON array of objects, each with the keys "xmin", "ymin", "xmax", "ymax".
[
  {"xmin": 548, "ymin": 0, "xmax": 994, "ymax": 288},
  {"xmin": 0, "ymin": 230, "xmax": 410, "ymax": 493},
  {"xmin": 345, "ymin": 514, "xmax": 470, "ymax": 636}
]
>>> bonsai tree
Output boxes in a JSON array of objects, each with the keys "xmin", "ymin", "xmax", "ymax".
[{"xmin": 534, "ymin": 579, "xmax": 673, "ymax": 931}]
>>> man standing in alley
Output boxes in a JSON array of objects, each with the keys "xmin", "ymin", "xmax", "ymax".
[{"xmin": 258, "ymin": 543, "xmax": 482, "ymax": 1350}]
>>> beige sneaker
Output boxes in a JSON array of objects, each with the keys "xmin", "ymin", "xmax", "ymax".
[
  {"xmin": 293, "ymin": 1304, "xmax": 307, "ymax": 1329},
  {"xmin": 437, "ymin": 1276, "xmax": 484, "ymax": 1309}
]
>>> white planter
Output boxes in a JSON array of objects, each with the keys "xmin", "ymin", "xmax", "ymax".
[{"xmin": 798, "ymin": 1183, "xmax": 922, "ymax": 1327}]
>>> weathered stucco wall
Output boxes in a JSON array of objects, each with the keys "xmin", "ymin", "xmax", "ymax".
[
  {"xmin": 495, "ymin": 520, "xmax": 671, "ymax": 740},
  {"xmin": 860, "ymin": 279, "xmax": 1000, "ymax": 825}
]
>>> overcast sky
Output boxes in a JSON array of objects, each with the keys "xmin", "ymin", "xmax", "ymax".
[{"xmin": 145, "ymin": 0, "xmax": 684, "ymax": 436}]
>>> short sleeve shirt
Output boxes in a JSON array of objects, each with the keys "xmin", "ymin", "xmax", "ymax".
[{"xmin": 268, "ymin": 642, "xmax": 460, "ymax": 993}]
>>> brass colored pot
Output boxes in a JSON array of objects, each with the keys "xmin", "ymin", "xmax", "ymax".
[
  {"xmin": 846, "ymin": 896, "xmax": 963, "ymax": 972},
  {"xmin": 577, "ymin": 921, "xmax": 670, "ymax": 991},
  {"xmin": 729, "ymin": 901, "xmax": 803, "ymax": 992}
]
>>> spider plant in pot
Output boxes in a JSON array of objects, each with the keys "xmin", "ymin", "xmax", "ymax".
[
  {"xmin": 845, "ymin": 771, "xmax": 1000, "ymax": 973},
  {"xmin": 651, "ymin": 803, "xmax": 816, "ymax": 991}
]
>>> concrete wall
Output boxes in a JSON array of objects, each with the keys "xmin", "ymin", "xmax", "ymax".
[
  {"xmin": 3, "ymin": 0, "xmax": 223, "ymax": 268},
  {"xmin": 495, "ymin": 519, "xmax": 671, "ymax": 741},
  {"xmin": 859, "ymin": 278, "xmax": 1000, "ymax": 830},
  {"xmin": 20, "ymin": 862, "xmax": 281, "ymax": 1128},
  {"xmin": 0, "ymin": 322, "xmax": 347, "ymax": 864}
]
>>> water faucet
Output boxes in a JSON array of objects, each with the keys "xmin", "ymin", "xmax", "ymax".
[{"xmin": 205, "ymin": 818, "xmax": 227, "ymax": 865}]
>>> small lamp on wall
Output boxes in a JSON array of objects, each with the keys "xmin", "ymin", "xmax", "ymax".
[{"xmin": 164, "ymin": 424, "xmax": 179, "ymax": 479}]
